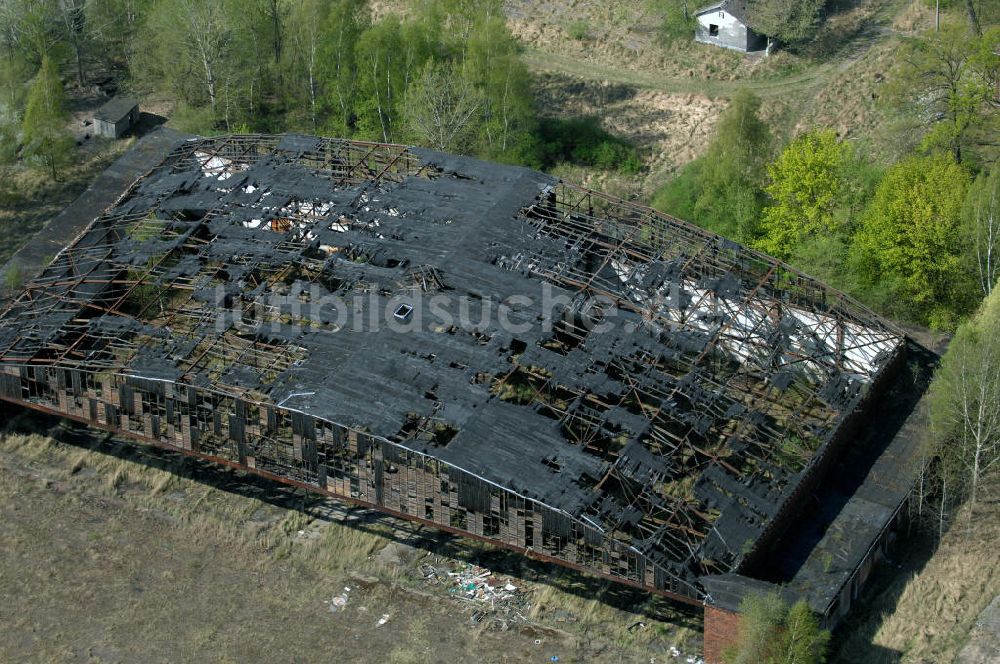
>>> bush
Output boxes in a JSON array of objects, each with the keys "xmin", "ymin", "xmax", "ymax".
[
  {"xmin": 660, "ymin": 1, "xmax": 696, "ymax": 43},
  {"xmin": 3, "ymin": 264, "xmax": 24, "ymax": 292},
  {"xmin": 568, "ymin": 20, "xmax": 590, "ymax": 41},
  {"xmin": 168, "ymin": 103, "xmax": 219, "ymax": 135},
  {"xmin": 650, "ymin": 90, "xmax": 772, "ymax": 243},
  {"xmin": 651, "ymin": 159, "xmax": 703, "ymax": 220},
  {"xmin": 723, "ymin": 592, "xmax": 830, "ymax": 664}
]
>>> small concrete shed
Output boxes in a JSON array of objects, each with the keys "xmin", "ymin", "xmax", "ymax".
[
  {"xmin": 93, "ymin": 98, "xmax": 139, "ymax": 139},
  {"xmin": 695, "ymin": 1, "xmax": 767, "ymax": 53}
]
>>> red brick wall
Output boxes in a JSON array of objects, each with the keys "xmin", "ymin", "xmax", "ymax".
[{"xmin": 703, "ymin": 604, "xmax": 742, "ymax": 664}]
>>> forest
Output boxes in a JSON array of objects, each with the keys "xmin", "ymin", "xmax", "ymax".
[{"xmin": 0, "ymin": 0, "xmax": 642, "ymax": 177}]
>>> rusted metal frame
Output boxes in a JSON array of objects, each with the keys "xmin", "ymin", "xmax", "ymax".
[
  {"xmin": 178, "ymin": 334, "xmax": 227, "ymax": 383},
  {"xmin": 0, "ymin": 142, "xmax": 197, "ymax": 361},
  {"xmin": 572, "ymin": 221, "xmax": 644, "ymax": 298},
  {"xmin": 337, "ymin": 144, "xmax": 382, "ymax": 185},
  {"xmin": 12, "ymin": 240, "xmax": 117, "ymax": 312},
  {"xmin": 208, "ymin": 135, "xmax": 258, "ymax": 172},
  {"xmin": 52, "ymin": 254, "xmax": 178, "ymax": 367},
  {"xmin": 369, "ymin": 145, "xmax": 414, "ymax": 183},
  {"xmin": 1, "ymin": 252, "xmax": 120, "ymax": 366},
  {"xmin": 686, "ymin": 264, "xmax": 779, "ymax": 373},
  {"xmin": 566, "ymin": 179, "xmax": 904, "ymax": 338},
  {"xmin": 95, "ymin": 215, "xmax": 220, "ymax": 330}
]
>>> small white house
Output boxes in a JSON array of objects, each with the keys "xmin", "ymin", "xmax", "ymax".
[{"xmin": 695, "ymin": 1, "xmax": 767, "ymax": 53}]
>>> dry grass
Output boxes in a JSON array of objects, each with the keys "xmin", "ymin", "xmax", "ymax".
[
  {"xmin": 834, "ymin": 484, "xmax": 1000, "ymax": 663},
  {"xmin": 891, "ymin": 0, "xmax": 938, "ymax": 32},
  {"xmin": 0, "ymin": 418, "xmax": 702, "ymax": 662},
  {"xmin": 0, "ymin": 141, "xmax": 130, "ymax": 266}
]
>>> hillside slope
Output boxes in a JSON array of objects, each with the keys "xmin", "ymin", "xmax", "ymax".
[{"xmin": 442, "ymin": 0, "xmax": 913, "ymax": 195}]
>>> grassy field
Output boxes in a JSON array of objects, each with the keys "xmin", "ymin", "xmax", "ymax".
[
  {"xmin": 0, "ymin": 140, "xmax": 130, "ymax": 269},
  {"xmin": 831, "ymin": 487, "xmax": 1000, "ymax": 664},
  {"xmin": 0, "ymin": 411, "xmax": 702, "ymax": 663}
]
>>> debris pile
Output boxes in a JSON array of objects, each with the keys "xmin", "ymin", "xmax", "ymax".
[
  {"xmin": 326, "ymin": 586, "xmax": 352, "ymax": 614},
  {"xmin": 419, "ymin": 561, "xmax": 531, "ymax": 630}
]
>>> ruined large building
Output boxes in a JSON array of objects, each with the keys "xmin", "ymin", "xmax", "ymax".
[{"xmin": 0, "ymin": 133, "xmax": 924, "ymax": 661}]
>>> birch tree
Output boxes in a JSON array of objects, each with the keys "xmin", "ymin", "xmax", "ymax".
[
  {"xmin": 404, "ymin": 60, "xmax": 483, "ymax": 152},
  {"xmin": 930, "ymin": 290, "xmax": 1000, "ymax": 508},
  {"xmin": 83, "ymin": 0, "xmax": 143, "ymax": 73},
  {"xmin": 465, "ymin": 9, "xmax": 533, "ymax": 157},
  {"xmin": 354, "ymin": 16, "xmax": 432, "ymax": 143},
  {"xmin": 286, "ymin": 0, "xmax": 328, "ymax": 130},
  {"xmin": 316, "ymin": 0, "xmax": 367, "ymax": 136},
  {"xmin": 724, "ymin": 592, "xmax": 829, "ymax": 664},
  {"xmin": 136, "ymin": 0, "xmax": 236, "ymax": 117},
  {"xmin": 965, "ymin": 165, "xmax": 1000, "ymax": 297},
  {"xmin": 0, "ymin": 0, "xmax": 64, "ymax": 64},
  {"xmin": 56, "ymin": 0, "xmax": 87, "ymax": 87}
]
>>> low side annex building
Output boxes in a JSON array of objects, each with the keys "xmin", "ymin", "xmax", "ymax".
[{"xmin": 0, "ymin": 133, "xmax": 922, "ymax": 661}]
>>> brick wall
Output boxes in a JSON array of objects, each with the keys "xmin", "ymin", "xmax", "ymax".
[{"xmin": 703, "ymin": 604, "xmax": 742, "ymax": 664}]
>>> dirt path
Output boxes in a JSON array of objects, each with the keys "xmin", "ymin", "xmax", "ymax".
[
  {"xmin": 519, "ymin": 0, "xmax": 906, "ymax": 101},
  {"xmin": 516, "ymin": 0, "xmax": 911, "ymax": 198}
]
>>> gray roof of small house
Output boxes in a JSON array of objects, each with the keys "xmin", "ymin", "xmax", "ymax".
[
  {"xmin": 94, "ymin": 97, "xmax": 139, "ymax": 124},
  {"xmin": 696, "ymin": 0, "xmax": 755, "ymax": 27}
]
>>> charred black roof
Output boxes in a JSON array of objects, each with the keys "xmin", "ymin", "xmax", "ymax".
[
  {"xmin": 0, "ymin": 134, "xmax": 905, "ymax": 591},
  {"xmin": 94, "ymin": 97, "xmax": 138, "ymax": 124}
]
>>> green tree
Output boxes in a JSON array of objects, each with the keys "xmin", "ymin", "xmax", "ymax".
[
  {"xmin": 137, "ymin": 0, "xmax": 282, "ymax": 131},
  {"xmin": 55, "ymin": 0, "xmax": 87, "ymax": 87},
  {"xmin": 134, "ymin": 0, "xmax": 257, "ymax": 129},
  {"xmin": 754, "ymin": 130, "xmax": 850, "ymax": 260},
  {"xmin": 86, "ymin": 0, "xmax": 155, "ymax": 75},
  {"xmin": 747, "ymin": 0, "xmax": 826, "ymax": 45},
  {"xmin": 963, "ymin": 164, "xmax": 1000, "ymax": 298},
  {"xmin": 353, "ymin": 16, "xmax": 433, "ymax": 143},
  {"xmin": 661, "ymin": 0, "xmax": 696, "ymax": 42},
  {"xmin": 83, "ymin": 0, "xmax": 154, "ymax": 77},
  {"xmin": 0, "ymin": 0, "xmax": 64, "ymax": 65},
  {"xmin": 892, "ymin": 25, "xmax": 1000, "ymax": 164},
  {"xmin": 653, "ymin": 90, "xmax": 771, "ymax": 243},
  {"xmin": 724, "ymin": 592, "xmax": 829, "ymax": 664},
  {"xmin": 404, "ymin": 60, "xmax": 484, "ymax": 152},
  {"xmin": 928, "ymin": 289, "xmax": 1000, "ymax": 510},
  {"xmin": 464, "ymin": 9, "xmax": 535, "ymax": 158},
  {"xmin": 22, "ymin": 55, "xmax": 73, "ymax": 179},
  {"xmin": 284, "ymin": 0, "xmax": 330, "ymax": 130},
  {"xmin": 852, "ymin": 153, "xmax": 971, "ymax": 328},
  {"xmin": 777, "ymin": 599, "xmax": 830, "ymax": 664},
  {"xmin": 316, "ymin": 0, "xmax": 368, "ymax": 136},
  {"xmin": 0, "ymin": 56, "xmax": 32, "ymax": 165}
]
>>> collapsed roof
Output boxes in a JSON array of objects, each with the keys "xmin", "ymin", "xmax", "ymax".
[{"xmin": 0, "ymin": 134, "xmax": 904, "ymax": 598}]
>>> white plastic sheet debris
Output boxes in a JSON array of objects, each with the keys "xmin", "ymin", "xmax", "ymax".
[
  {"xmin": 418, "ymin": 561, "xmax": 530, "ymax": 630},
  {"xmin": 325, "ymin": 586, "xmax": 352, "ymax": 614},
  {"xmin": 607, "ymin": 258, "xmax": 900, "ymax": 383},
  {"xmin": 194, "ymin": 151, "xmax": 248, "ymax": 181}
]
